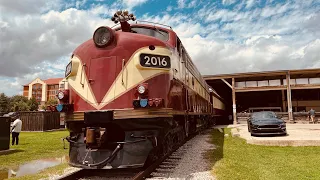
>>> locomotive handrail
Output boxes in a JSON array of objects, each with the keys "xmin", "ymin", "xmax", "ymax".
[
  {"xmin": 136, "ymin": 20, "xmax": 172, "ymax": 29},
  {"xmin": 80, "ymin": 63, "xmax": 86, "ymax": 87},
  {"xmin": 121, "ymin": 59, "xmax": 125, "ymax": 85}
]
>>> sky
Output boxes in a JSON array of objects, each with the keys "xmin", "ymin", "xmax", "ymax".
[{"xmin": 0, "ymin": 0, "xmax": 319, "ymax": 96}]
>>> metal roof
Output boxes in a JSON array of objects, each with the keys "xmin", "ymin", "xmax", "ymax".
[{"xmin": 203, "ymin": 68, "xmax": 320, "ymax": 80}]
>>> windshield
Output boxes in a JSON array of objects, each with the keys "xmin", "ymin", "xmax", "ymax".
[
  {"xmin": 251, "ymin": 112, "xmax": 277, "ymax": 119},
  {"xmin": 131, "ymin": 27, "xmax": 169, "ymax": 41}
]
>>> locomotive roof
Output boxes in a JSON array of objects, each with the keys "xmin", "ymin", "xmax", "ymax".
[{"xmin": 112, "ymin": 23, "xmax": 175, "ymax": 34}]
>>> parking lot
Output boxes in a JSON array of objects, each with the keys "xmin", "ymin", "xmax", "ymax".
[{"xmin": 230, "ymin": 124, "xmax": 320, "ymax": 146}]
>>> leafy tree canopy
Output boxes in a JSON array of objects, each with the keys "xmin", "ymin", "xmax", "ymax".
[{"xmin": 0, "ymin": 94, "xmax": 40, "ymax": 113}]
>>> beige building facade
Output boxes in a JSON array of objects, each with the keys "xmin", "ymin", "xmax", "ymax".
[{"xmin": 23, "ymin": 77, "xmax": 68, "ymax": 105}]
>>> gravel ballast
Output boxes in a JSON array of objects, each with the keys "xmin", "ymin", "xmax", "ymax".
[{"xmin": 148, "ymin": 128, "xmax": 216, "ymax": 180}]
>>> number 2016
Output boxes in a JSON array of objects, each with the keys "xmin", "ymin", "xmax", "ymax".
[{"xmin": 144, "ymin": 56, "xmax": 168, "ymax": 66}]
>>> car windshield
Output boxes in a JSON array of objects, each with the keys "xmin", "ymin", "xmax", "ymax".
[
  {"xmin": 251, "ymin": 112, "xmax": 277, "ymax": 119},
  {"xmin": 130, "ymin": 27, "xmax": 169, "ymax": 41}
]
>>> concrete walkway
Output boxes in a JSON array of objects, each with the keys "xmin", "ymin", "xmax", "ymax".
[{"xmin": 217, "ymin": 124, "xmax": 320, "ymax": 146}]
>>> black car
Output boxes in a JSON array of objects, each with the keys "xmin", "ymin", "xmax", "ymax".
[{"xmin": 247, "ymin": 111, "xmax": 287, "ymax": 136}]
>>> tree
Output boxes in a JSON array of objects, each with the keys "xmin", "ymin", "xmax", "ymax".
[
  {"xmin": 40, "ymin": 105, "xmax": 46, "ymax": 110},
  {"xmin": 13, "ymin": 101, "xmax": 30, "ymax": 111},
  {"xmin": 45, "ymin": 98, "xmax": 58, "ymax": 106},
  {"xmin": 9, "ymin": 95, "xmax": 30, "ymax": 112},
  {"xmin": 28, "ymin": 97, "xmax": 39, "ymax": 111},
  {"xmin": 0, "ymin": 93, "xmax": 10, "ymax": 113}
]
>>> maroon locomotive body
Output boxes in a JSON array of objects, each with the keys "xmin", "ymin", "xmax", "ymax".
[{"xmin": 57, "ymin": 10, "xmax": 226, "ymax": 169}]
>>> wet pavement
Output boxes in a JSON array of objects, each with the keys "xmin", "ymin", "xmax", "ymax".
[{"xmin": 0, "ymin": 156, "xmax": 68, "ymax": 179}]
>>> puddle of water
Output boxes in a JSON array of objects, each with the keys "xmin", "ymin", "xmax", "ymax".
[{"xmin": 0, "ymin": 156, "xmax": 69, "ymax": 179}]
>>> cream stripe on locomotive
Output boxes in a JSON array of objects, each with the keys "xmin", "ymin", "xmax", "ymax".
[
  {"xmin": 97, "ymin": 46, "xmax": 174, "ymax": 109},
  {"xmin": 67, "ymin": 56, "xmax": 99, "ymax": 107},
  {"xmin": 170, "ymin": 51, "xmax": 211, "ymax": 103},
  {"xmin": 66, "ymin": 46, "xmax": 174, "ymax": 109}
]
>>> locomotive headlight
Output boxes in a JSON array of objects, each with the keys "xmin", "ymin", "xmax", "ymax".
[
  {"xmin": 93, "ymin": 26, "xmax": 114, "ymax": 47},
  {"xmin": 57, "ymin": 91, "xmax": 64, "ymax": 100},
  {"xmin": 138, "ymin": 85, "xmax": 146, "ymax": 94}
]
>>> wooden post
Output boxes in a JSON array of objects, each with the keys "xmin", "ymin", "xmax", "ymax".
[
  {"xmin": 232, "ymin": 78, "xmax": 237, "ymax": 125},
  {"xmin": 281, "ymin": 90, "xmax": 286, "ymax": 112},
  {"xmin": 286, "ymin": 72, "xmax": 294, "ymax": 122}
]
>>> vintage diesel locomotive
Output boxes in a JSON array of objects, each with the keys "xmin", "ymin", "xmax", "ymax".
[{"xmin": 57, "ymin": 10, "xmax": 226, "ymax": 169}]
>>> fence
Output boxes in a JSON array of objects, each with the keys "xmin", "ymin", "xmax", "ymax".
[{"xmin": 19, "ymin": 111, "xmax": 61, "ymax": 131}]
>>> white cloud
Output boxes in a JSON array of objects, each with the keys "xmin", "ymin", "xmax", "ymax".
[
  {"xmin": 75, "ymin": 0, "xmax": 87, "ymax": 9},
  {"xmin": 0, "ymin": 7, "xmax": 113, "ymax": 78},
  {"xmin": 0, "ymin": 0, "xmax": 62, "ymax": 15},
  {"xmin": 166, "ymin": 6, "xmax": 173, "ymax": 11},
  {"xmin": 139, "ymin": 1, "xmax": 320, "ymax": 75},
  {"xmin": 0, "ymin": 1, "xmax": 115, "ymax": 96},
  {"xmin": 222, "ymin": 0, "xmax": 237, "ymax": 6},
  {"xmin": 245, "ymin": 0, "xmax": 255, "ymax": 9},
  {"xmin": 177, "ymin": 0, "xmax": 186, "ymax": 8},
  {"xmin": 176, "ymin": 0, "xmax": 199, "ymax": 9},
  {"xmin": 121, "ymin": 0, "xmax": 148, "ymax": 10},
  {"xmin": 0, "ymin": 0, "xmax": 319, "ymax": 96}
]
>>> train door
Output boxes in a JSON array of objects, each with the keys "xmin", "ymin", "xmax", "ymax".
[{"xmin": 88, "ymin": 57, "xmax": 118, "ymax": 107}]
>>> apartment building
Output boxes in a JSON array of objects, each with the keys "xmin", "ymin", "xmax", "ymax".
[{"xmin": 23, "ymin": 77, "xmax": 68, "ymax": 105}]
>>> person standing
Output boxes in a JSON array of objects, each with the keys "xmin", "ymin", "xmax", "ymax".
[
  {"xmin": 11, "ymin": 113, "xmax": 22, "ymax": 145},
  {"xmin": 309, "ymin": 108, "xmax": 316, "ymax": 124}
]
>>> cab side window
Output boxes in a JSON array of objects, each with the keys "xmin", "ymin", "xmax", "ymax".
[{"xmin": 177, "ymin": 38, "xmax": 182, "ymax": 56}]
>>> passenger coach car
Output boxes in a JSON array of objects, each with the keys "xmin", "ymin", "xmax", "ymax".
[{"xmin": 247, "ymin": 111, "xmax": 287, "ymax": 136}]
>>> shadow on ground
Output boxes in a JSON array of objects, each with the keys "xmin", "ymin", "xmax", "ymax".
[
  {"xmin": 0, "ymin": 149, "xmax": 24, "ymax": 156},
  {"xmin": 205, "ymin": 127, "xmax": 225, "ymax": 167}
]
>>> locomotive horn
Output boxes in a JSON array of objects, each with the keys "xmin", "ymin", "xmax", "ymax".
[
  {"xmin": 111, "ymin": 10, "xmax": 135, "ymax": 32},
  {"xmin": 111, "ymin": 10, "xmax": 135, "ymax": 23}
]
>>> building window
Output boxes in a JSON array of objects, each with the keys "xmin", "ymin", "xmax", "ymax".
[{"xmin": 60, "ymin": 84, "xmax": 65, "ymax": 89}]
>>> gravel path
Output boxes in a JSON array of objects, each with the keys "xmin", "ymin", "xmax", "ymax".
[{"xmin": 148, "ymin": 128, "xmax": 216, "ymax": 180}]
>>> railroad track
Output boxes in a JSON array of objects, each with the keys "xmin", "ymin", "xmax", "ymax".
[{"xmin": 58, "ymin": 129, "xmax": 206, "ymax": 180}]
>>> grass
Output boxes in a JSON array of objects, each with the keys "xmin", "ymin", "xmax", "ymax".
[
  {"xmin": 0, "ymin": 130, "xmax": 69, "ymax": 168},
  {"xmin": 208, "ymin": 128, "xmax": 320, "ymax": 180}
]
